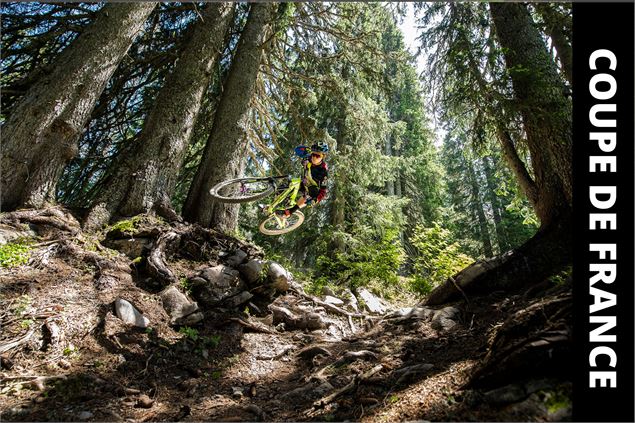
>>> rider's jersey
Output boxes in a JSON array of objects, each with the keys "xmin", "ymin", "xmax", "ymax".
[
  {"xmin": 295, "ymin": 145, "xmax": 328, "ymax": 202},
  {"xmin": 302, "ymin": 160, "xmax": 328, "ymax": 202}
]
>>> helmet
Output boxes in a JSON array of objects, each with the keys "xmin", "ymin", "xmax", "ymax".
[{"xmin": 311, "ymin": 142, "xmax": 329, "ymax": 154}]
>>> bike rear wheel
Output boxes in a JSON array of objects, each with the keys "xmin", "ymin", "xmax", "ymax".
[
  {"xmin": 210, "ymin": 177, "xmax": 275, "ymax": 203},
  {"xmin": 259, "ymin": 211, "xmax": 305, "ymax": 235}
]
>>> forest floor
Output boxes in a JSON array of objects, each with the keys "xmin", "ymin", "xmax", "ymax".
[{"xmin": 0, "ymin": 208, "xmax": 572, "ymax": 422}]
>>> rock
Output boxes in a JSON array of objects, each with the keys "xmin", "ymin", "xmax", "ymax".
[
  {"xmin": 160, "ymin": 286, "xmax": 199, "ymax": 325},
  {"xmin": 77, "ymin": 411, "xmax": 94, "ymax": 420},
  {"xmin": 114, "ymin": 299, "xmax": 150, "ymax": 328},
  {"xmin": 431, "ymin": 306, "xmax": 460, "ymax": 331},
  {"xmin": 483, "ymin": 384, "xmax": 527, "ymax": 404},
  {"xmin": 342, "ymin": 289, "xmax": 358, "ymax": 312},
  {"xmin": 0, "ymin": 224, "xmax": 37, "ymax": 245},
  {"xmin": 267, "ymin": 262, "xmax": 290, "ymax": 292},
  {"xmin": 177, "ymin": 312, "xmax": 204, "ymax": 325},
  {"xmin": 58, "ymin": 359, "xmax": 71, "ymax": 369},
  {"xmin": 232, "ymin": 386, "xmax": 244, "ymax": 398},
  {"xmin": 136, "ymin": 394, "xmax": 154, "ymax": 408},
  {"xmin": 223, "ymin": 291, "xmax": 253, "ymax": 308},
  {"xmin": 322, "ymin": 286, "xmax": 335, "ymax": 296},
  {"xmin": 387, "ymin": 307, "xmax": 434, "ymax": 320},
  {"xmin": 282, "ymin": 381, "xmax": 333, "ymax": 400},
  {"xmin": 192, "ymin": 265, "xmax": 246, "ymax": 307},
  {"xmin": 357, "ymin": 288, "xmax": 387, "ymax": 314},
  {"xmin": 103, "ymin": 237, "xmax": 151, "ymax": 259},
  {"xmin": 323, "ymin": 295, "xmax": 344, "ymax": 306},
  {"xmin": 238, "ymin": 259, "xmax": 264, "ymax": 285},
  {"xmin": 226, "ymin": 249, "xmax": 248, "ymax": 267}
]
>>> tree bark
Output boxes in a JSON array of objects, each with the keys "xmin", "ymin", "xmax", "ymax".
[
  {"xmin": 490, "ymin": 2, "xmax": 572, "ymax": 226},
  {"xmin": 534, "ymin": 3, "xmax": 572, "ymax": 86},
  {"xmin": 426, "ymin": 212, "xmax": 571, "ymax": 306},
  {"xmin": 482, "ymin": 155, "xmax": 508, "ymax": 253},
  {"xmin": 182, "ymin": 3, "xmax": 278, "ymax": 231},
  {"xmin": 1, "ymin": 3, "xmax": 157, "ymax": 211},
  {"xmin": 467, "ymin": 160, "xmax": 493, "ymax": 257},
  {"xmin": 84, "ymin": 3, "xmax": 234, "ymax": 229}
]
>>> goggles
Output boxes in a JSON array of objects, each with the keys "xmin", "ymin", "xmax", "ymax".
[{"xmin": 311, "ymin": 153, "xmax": 324, "ymax": 159}]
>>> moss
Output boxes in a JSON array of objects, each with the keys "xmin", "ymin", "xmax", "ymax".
[{"xmin": 108, "ymin": 216, "xmax": 142, "ymax": 236}]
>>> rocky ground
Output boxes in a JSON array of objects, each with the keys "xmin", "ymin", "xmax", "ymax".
[{"xmin": 0, "ymin": 207, "xmax": 572, "ymax": 422}]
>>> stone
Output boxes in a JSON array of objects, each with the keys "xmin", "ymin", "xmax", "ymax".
[
  {"xmin": 103, "ymin": 237, "xmax": 151, "ymax": 259},
  {"xmin": 223, "ymin": 291, "xmax": 253, "ymax": 308},
  {"xmin": 226, "ymin": 249, "xmax": 248, "ymax": 267},
  {"xmin": 357, "ymin": 288, "xmax": 387, "ymax": 314},
  {"xmin": 114, "ymin": 299, "xmax": 150, "ymax": 328},
  {"xmin": 192, "ymin": 265, "xmax": 246, "ymax": 307},
  {"xmin": 238, "ymin": 259, "xmax": 264, "ymax": 285},
  {"xmin": 77, "ymin": 411, "xmax": 94, "ymax": 420},
  {"xmin": 0, "ymin": 224, "xmax": 36, "ymax": 245},
  {"xmin": 322, "ymin": 286, "xmax": 335, "ymax": 296},
  {"xmin": 431, "ymin": 306, "xmax": 461, "ymax": 331},
  {"xmin": 136, "ymin": 394, "xmax": 154, "ymax": 408},
  {"xmin": 160, "ymin": 286, "xmax": 199, "ymax": 325},
  {"xmin": 483, "ymin": 384, "xmax": 527, "ymax": 405},
  {"xmin": 267, "ymin": 262, "xmax": 290, "ymax": 292},
  {"xmin": 323, "ymin": 295, "xmax": 344, "ymax": 306},
  {"xmin": 342, "ymin": 289, "xmax": 358, "ymax": 312}
]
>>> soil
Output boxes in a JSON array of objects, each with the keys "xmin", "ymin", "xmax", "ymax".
[{"xmin": 0, "ymin": 208, "xmax": 572, "ymax": 422}]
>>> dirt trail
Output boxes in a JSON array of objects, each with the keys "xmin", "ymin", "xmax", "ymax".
[{"xmin": 0, "ymin": 208, "xmax": 572, "ymax": 422}]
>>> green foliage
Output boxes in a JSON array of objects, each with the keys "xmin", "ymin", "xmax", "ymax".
[
  {"xmin": 14, "ymin": 294, "xmax": 32, "ymax": 315},
  {"xmin": 0, "ymin": 239, "xmax": 32, "ymax": 268},
  {"xmin": 313, "ymin": 226, "xmax": 405, "ymax": 290},
  {"xmin": 179, "ymin": 326, "xmax": 199, "ymax": 342},
  {"xmin": 409, "ymin": 223, "xmax": 474, "ymax": 295},
  {"xmin": 179, "ymin": 277, "xmax": 192, "ymax": 293}
]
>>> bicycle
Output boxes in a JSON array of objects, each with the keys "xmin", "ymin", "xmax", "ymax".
[{"xmin": 209, "ymin": 175, "xmax": 306, "ymax": 235}]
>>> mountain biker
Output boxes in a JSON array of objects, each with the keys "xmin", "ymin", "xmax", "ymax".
[{"xmin": 276, "ymin": 142, "xmax": 329, "ymax": 217}]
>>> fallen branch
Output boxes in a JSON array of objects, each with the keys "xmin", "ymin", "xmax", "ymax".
[{"xmin": 0, "ymin": 327, "xmax": 37, "ymax": 354}]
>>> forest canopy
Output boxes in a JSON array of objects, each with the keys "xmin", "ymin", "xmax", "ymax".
[{"xmin": 1, "ymin": 2, "xmax": 572, "ymax": 299}]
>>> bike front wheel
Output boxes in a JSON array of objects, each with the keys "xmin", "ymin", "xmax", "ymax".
[
  {"xmin": 210, "ymin": 177, "xmax": 275, "ymax": 203},
  {"xmin": 259, "ymin": 211, "xmax": 305, "ymax": 235}
]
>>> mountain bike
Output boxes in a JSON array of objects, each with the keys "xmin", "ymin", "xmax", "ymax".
[{"xmin": 209, "ymin": 175, "xmax": 305, "ymax": 235}]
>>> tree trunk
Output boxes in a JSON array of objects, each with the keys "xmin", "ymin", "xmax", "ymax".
[
  {"xmin": 534, "ymin": 3, "xmax": 572, "ymax": 86},
  {"xmin": 384, "ymin": 135, "xmax": 395, "ymax": 196},
  {"xmin": 182, "ymin": 3, "xmax": 278, "ymax": 231},
  {"xmin": 329, "ymin": 114, "xmax": 348, "ymax": 255},
  {"xmin": 482, "ymin": 155, "xmax": 508, "ymax": 252},
  {"xmin": 1, "ymin": 3, "xmax": 157, "ymax": 211},
  {"xmin": 426, "ymin": 213, "xmax": 571, "ymax": 305},
  {"xmin": 490, "ymin": 2, "xmax": 572, "ymax": 226},
  {"xmin": 84, "ymin": 3, "xmax": 234, "ymax": 229},
  {"xmin": 467, "ymin": 160, "xmax": 493, "ymax": 257}
]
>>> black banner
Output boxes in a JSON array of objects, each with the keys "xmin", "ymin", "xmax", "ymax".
[{"xmin": 573, "ymin": 2, "xmax": 634, "ymax": 422}]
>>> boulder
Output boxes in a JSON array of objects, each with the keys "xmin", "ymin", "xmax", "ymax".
[
  {"xmin": 223, "ymin": 291, "xmax": 253, "ymax": 308},
  {"xmin": 160, "ymin": 286, "xmax": 200, "ymax": 325},
  {"xmin": 114, "ymin": 299, "xmax": 150, "ymax": 328},
  {"xmin": 323, "ymin": 295, "xmax": 344, "ymax": 307},
  {"xmin": 238, "ymin": 259, "xmax": 264, "ymax": 285},
  {"xmin": 431, "ymin": 306, "xmax": 460, "ymax": 332},
  {"xmin": 191, "ymin": 265, "xmax": 246, "ymax": 307},
  {"xmin": 267, "ymin": 262, "xmax": 290, "ymax": 292},
  {"xmin": 357, "ymin": 288, "xmax": 387, "ymax": 314},
  {"xmin": 226, "ymin": 249, "xmax": 248, "ymax": 267}
]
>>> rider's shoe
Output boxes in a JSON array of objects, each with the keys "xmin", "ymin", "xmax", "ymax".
[{"xmin": 275, "ymin": 209, "xmax": 291, "ymax": 218}]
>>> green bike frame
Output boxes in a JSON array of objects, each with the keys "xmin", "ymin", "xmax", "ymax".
[{"xmin": 263, "ymin": 177, "xmax": 302, "ymax": 218}]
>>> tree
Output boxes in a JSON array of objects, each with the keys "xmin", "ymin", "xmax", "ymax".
[
  {"xmin": 84, "ymin": 3, "xmax": 234, "ymax": 228},
  {"xmin": 182, "ymin": 2, "xmax": 279, "ymax": 231},
  {"xmin": 1, "ymin": 3, "xmax": 157, "ymax": 211},
  {"xmin": 420, "ymin": 2, "xmax": 573, "ymax": 304}
]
